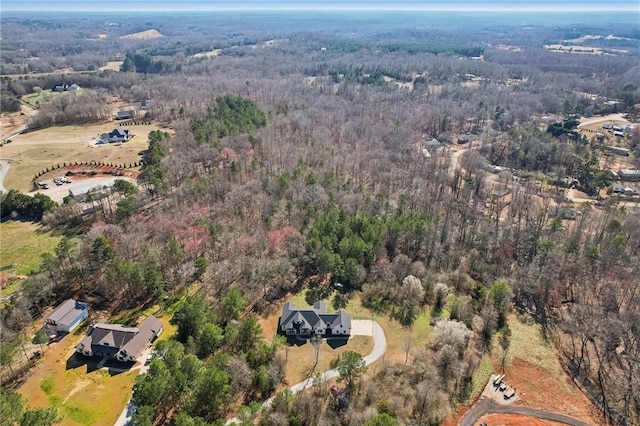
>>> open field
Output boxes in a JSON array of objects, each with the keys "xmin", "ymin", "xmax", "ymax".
[
  {"xmin": 543, "ymin": 44, "xmax": 628, "ymax": 55},
  {"xmin": 17, "ymin": 332, "xmax": 138, "ymax": 426},
  {"xmin": 120, "ymin": 29, "xmax": 163, "ymax": 40},
  {"xmin": 99, "ymin": 61, "xmax": 123, "ymax": 71},
  {"xmin": 192, "ymin": 49, "xmax": 222, "ymax": 59},
  {"xmin": 21, "ymin": 90, "xmax": 67, "ymax": 108},
  {"xmin": 0, "ymin": 61, "xmax": 121, "ymax": 82},
  {"xmin": 0, "ymin": 122, "xmax": 164, "ymax": 191},
  {"xmin": 0, "ymin": 221, "xmax": 62, "ymax": 275}
]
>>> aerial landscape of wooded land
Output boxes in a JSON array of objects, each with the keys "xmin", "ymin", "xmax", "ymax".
[{"xmin": 0, "ymin": 2, "xmax": 639, "ymax": 426}]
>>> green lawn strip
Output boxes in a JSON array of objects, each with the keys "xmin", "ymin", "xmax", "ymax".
[
  {"xmin": 0, "ymin": 221, "xmax": 62, "ymax": 276},
  {"xmin": 467, "ymin": 355, "xmax": 494, "ymax": 404}
]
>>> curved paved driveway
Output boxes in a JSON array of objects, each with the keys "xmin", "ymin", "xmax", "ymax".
[
  {"xmin": 226, "ymin": 319, "xmax": 386, "ymax": 425},
  {"xmin": 460, "ymin": 398, "xmax": 593, "ymax": 426},
  {"xmin": 0, "ymin": 159, "xmax": 12, "ymax": 194}
]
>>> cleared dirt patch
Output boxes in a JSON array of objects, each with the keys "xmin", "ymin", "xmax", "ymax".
[
  {"xmin": 119, "ymin": 29, "xmax": 163, "ymax": 40},
  {"xmin": 445, "ymin": 315, "xmax": 602, "ymax": 426},
  {"xmin": 99, "ymin": 61, "xmax": 123, "ymax": 71},
  {"xmin": 193, "ymin": 49, "xmax": 222, "ymax": 59},
  {"xmin": 477, "ymin": 413, "xmax": 568, "ymax": 425}
]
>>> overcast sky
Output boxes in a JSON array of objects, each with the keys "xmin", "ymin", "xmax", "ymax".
[{"xmin": 2, "ymin": 0, "xmax": 638, "ymax": 12}]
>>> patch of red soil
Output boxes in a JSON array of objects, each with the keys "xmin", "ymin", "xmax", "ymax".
[
  {"xmin": 476, "ymin": 413, "xmax": 566, "ymax": 425},
  {"xmin": 502, "ymin": 358, "xmax": 600, "ymax": 424},
  {"xmin": 444, "ymin": 358, "xmax": 602, "ymax": 426}
]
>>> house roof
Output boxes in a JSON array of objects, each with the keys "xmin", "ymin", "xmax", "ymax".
[
  {"xmin": 45, "ymin": 299, "xmax": 89, "ymax": 326},
  {"xmin": 120, "ymin": 316, "xmax": 163, "ymax": 357},
  {"xmin": 76, "ymin": 316, "xmax": 162, "ymax": 359},
  {"xmin": 110, "ymin": 128, "xmax": 130, "ymax": 137},
  {"xmin": 280, "ymin": 301, "xmax": 350, "ymax": 333}
]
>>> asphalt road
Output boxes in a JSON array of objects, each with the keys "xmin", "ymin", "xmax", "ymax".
[{"xmin": 459, "ymin": 398, "xmax": 594, "ymax": 426}]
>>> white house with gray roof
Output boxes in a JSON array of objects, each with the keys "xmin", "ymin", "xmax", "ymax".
[{"xmin": 279, "ymin": 301, "xmax": 351, "ymax": 338}]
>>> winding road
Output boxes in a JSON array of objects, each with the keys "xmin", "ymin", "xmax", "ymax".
[
  {"xmin": 459, "ymin": 398, "xmax": 593, "ymax": 426},
  {"xmin": 225, "ymin": 319, "xmax": 386, "ymax": 425}
]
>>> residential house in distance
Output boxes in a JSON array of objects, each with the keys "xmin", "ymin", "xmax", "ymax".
[
  {"xmin": 75, "ymin": 316, "xmax": 163, "ymax": 362},
  {"xmin": 279, "ymin": 301, "xmax": 351, "ymax": 338},
  {"xmin": 51, "ymin": 83, "xmax": 80, "ymax": 92},
  {"xmin": 101, "ymin": 128, "xmax": 132, "ymax": 143},
  {"xmin": 115, "ymin": 110, "xmax": 135, "ymax": 120},
  {"xmin": 44, "ymin": 299, "xmax": 90, "ymax": 334}
]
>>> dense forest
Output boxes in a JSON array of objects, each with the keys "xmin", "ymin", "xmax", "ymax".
[{"xmin": 1, "ymin": 9, "xmax": 639, "ymax": 426}]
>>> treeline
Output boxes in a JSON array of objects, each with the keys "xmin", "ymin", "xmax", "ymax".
[
  {"xmin": 0, "ymin": 190, "xmax": 57, "ymax": 221},
  {"xmin": 120, "ymin": 52, "xmax": 180, "ymax": 74},
  {"xmin": 132, "ymin": 291, "xmax": 284, "ymax": 425},
  {"xmin": 26, "ymin": 91, "xmax": 113, "ymax": 130},
  {"xmin": 382, "ymin": 42, "xmax": 484, "ymax": 57}
]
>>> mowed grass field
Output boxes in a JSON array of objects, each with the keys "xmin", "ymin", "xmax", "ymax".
[
  {"xmin": 0, "ymin": 122, "xmax": 164, "ymax": 191},
  {"xmin": 17, "ymin": 330, "xmax": 138, "ymax": 426},
  {"xmin": 0, "ymin": 221, "xmax": 62, "ymax": 275}
]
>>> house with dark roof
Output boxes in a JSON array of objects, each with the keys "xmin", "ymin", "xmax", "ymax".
[
  {"xmin": 75, "ymin": 316, "xmax": 163, "ymax": 362},
  {"xmin": 101, "ymin": 128, "xmax": 132, "ymax": 143},
  {"xmin": 44, "ymin": 299, "xmax": 89, "ymax": 333},
  {"xmin": 279, "ymin": 301, "xmax": 351, "ymax": 338}
]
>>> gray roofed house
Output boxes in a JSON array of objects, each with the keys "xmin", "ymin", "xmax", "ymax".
[
  {"xmin": 75, "ymin": 315, "xmax": 163, "ymax": 362},
  {"xmin": 279, "ymin": 301, "xmax": 351, "ymax": 338},
  {"xmin": 44, "ymin": 299, "xmax": 89, "ymax": 333},
  {"xmin": 101, "ymin": 128, "xmax": 132, "ymax": 143}
]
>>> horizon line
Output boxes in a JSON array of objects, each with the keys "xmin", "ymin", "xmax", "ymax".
[
  {"xmin": 2, "ymin": 1, "xmax": 639, "ymax": 13},
  {"xmin": 3, "ymin": 8, "xmax": 640, "ymax": 13}
]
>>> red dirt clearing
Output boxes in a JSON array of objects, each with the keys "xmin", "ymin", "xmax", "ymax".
[
  {"xmin": 502, "ymin": 358, "xmax": 600, "ymax": 424},
  {"xmin": 476, "ymin": 413, "xmax": 567, "ymax": 425}
]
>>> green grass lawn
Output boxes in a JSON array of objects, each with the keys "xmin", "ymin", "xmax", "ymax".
[
  {"xmin": 21, "ymin": 90, "xmax": 61, "ymax": 108},
  {"xmin": 0, "ymin": 221, "xmax": 62, "ymax": 276}
]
